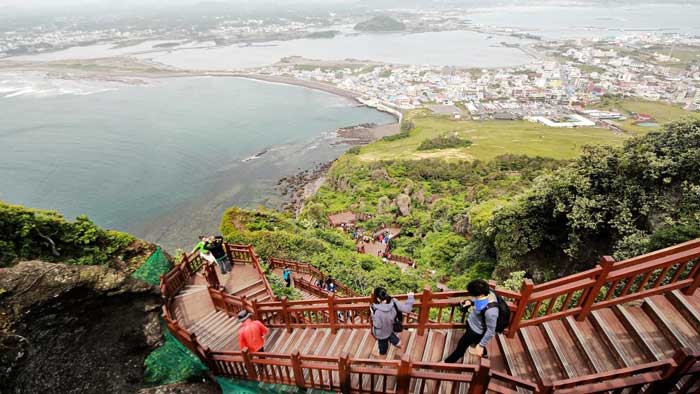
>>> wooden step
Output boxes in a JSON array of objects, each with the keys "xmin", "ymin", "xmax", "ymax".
[
  {"xmin": 563, "ymin": 316, "xmax": 619, "ymax": 373},
  {"xmin": 412, "ymin": 330, "xmax": 447, "ymax": 394},
  {"xmin": 231, "ymin": 279, "xmax": 264, "ymax": 296},
  {"xmin": 542, "ymin": 320, "xmax": 593, "ymax": 378},
  {"xmin": 187, "ymin": 310, "xmax": 219, "ymax": 331},
  {"xmin": 497, "ymin": 333, "xmax": 538, "ymax": 389},
  {"xmin": 590, "ymin": 309, "xmax": 650, "ymax": 367},
  {"xmin": 192, "ymin": 312, "xmax": 229, "ymax": 343},
  {"xmin": 613, "ymin": 304, "xmax": 674, "ymax": 361},
  {"xmin": 268, "ymin": 329, "xmax": 293, "ymax": 353},
  {"xmin": 644, "ymin": 296, "xmax": 700, "ymax": 352},
  {"xmin": 520, "ymin": 326, "xmax": 566, "ymax": 384},
  {"xmin": 174, "ymin": 285, "xmax": 208, "ymax": 298},
  {"xmin": 207, "ymin": 320, "xmax": 240, "ymax": 350},
  {"xmin": 668, "ymin": 290, "xmax": 700, "ymax": 328}
]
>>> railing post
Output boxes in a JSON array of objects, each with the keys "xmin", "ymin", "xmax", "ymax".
[
  {"xmin": 291, "ymin": 350, "xmax": 306, "ymax": 389},
  {"xmin": 539, "ymin": 380, "xmax": 554, "ymax": 394},
  {"xmin": 648, "ymin": 348, "xmax": 694, "ymax": 392},
  {"xmin": 339, "ymin": 352, "xmax": 351, "ymax": 394},
  {"xmin": 685, "ymin": 263, "xmax": 700, "ymax": 295},
  {"xmin": 251, "ymin": 299, "xmax": 260, "ymax": 321},
  {"xmin": 417, "ymin": 285, "xmax": 432, "ymax": 336},
  {"xmin": 281, "ymin": 296, "xmax": 292, "ymax": 333},
  {"xmin": 577, "ymin": 256, "xmax": 615, "ymax": 322},
  {"xmin": 467, "ymin": 357, "xmax": 491, "ymax": 394},
  {"xmin": 395, "ymin": 353, "xmax": 412, "ymax": 394},
  {"xmin": 507, "ymin": 279, "xmax": 534, "ymax": 338},
  {"xmin": 241, "ymin": 347, "xmax": 258, "ymax": 380},
  {"xmin": 224, "ymin": 242, "xmax": 233, "ymax": 265},
  {"xmin": 329, "ymin": 293, "xmax": 338, "ymax": 334}
]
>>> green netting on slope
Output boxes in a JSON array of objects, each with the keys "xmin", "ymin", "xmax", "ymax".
[
  {"xmin": 216, "ymin": 377, "xmax": 335, "ymax": 394},
  {"xmin": 144, "ymin": 322, "xmax": 209, "ymax": 385},
  {"xmin": 132, "ymin": 246, "xmax": 172, "ymax": 285}
]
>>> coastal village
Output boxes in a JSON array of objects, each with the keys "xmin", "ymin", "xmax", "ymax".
[{"xmin": 256, "ymin": 33, "xmax": 700, "ymax": 130}]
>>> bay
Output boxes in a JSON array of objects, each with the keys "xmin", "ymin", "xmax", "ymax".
[{"xmin": 0, "ymin": 76, "xmax": 394, "ymax": 249}]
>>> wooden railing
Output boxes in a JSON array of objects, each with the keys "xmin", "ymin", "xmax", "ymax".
[
  {"xmin": 509, "ymin": 238, "xmax": 700, "ymax": 333},
  {"xmin": 207, "ymin": 349, "xmax": 540, "ymax": 394},
  {"xmin": 160, "ymin": 239, "xmax": 700, "ymax": 394},
  {"xmin": 269, "ymin": 257, "xmax": 358, "ymax": 297},
  {"xmin": 160, "ymin": 250, "xmax": 206, "ymax": 299}
]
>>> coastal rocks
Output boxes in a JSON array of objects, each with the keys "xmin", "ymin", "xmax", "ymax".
[
  {"xmin": 335, "ymin": 123, "xmax": 378, "ymax": 145},
  {"xmin": 0, "ymin": 260, "xmax": 162, "ymax": 394},
  {"xmin": 395, "ymin": 193, "xmax": 412, "ymax": 216},
  {"xmin": 278, "ymin": 161, "xmax": 333, "ymax": 214}
]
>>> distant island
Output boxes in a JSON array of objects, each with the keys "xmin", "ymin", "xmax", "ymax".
[
  {"xmin": 305, "ymin": 30, "xmax": 341, "ymax": 39},
  {"xmin": 354, "ymin": 15, "xmax": 406, "ymax": 32}
]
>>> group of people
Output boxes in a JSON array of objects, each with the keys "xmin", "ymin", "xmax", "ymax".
[
  {"xmin": 370, "ymin": 279, "xmax": 504, "ymax": 360},
  {"xmin": 192, "ymin": 235, "xmax": 232, "ymax": 274},
  {"xmin": 315, "ymin": 276, "xmax": 337, "ymax": 293},
  {"xmin": 232, "ymin": 278, "xmax": 503, "ymax": 363}
]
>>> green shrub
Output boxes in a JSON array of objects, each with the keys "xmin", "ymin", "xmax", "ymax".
[{"xmin": 417, "ymin": 133, "xmax": 472, "ymax": 151}]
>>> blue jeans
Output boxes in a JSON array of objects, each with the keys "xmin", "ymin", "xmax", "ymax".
[
  {"xmin": 216, "ymin": 256, "xmax": 231, "ymax": 274},
  {"xmin": 377, "ymin": 332, "xmax": 400, "ymax": 355}
]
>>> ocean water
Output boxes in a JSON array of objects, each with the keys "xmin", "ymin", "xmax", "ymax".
[{"xmin": 0, "ymin": 75, "xmax": 394, "ymax": 249}]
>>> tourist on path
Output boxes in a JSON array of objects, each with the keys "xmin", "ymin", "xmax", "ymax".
[
  {"xmin": 237, "ymin": 310, "xmax": 268, "ymax": 352},
  {"xmin": 326, "ymin": 276, "xmax": 337, "ymax": 293},
  {"xmin": 444, "ymin": 279, "xmax": 500, "ymax": 361},
  {"xmin": 370, "ymin": 287, "xmax": 414, "ymax": 356},
  {"xmin": 205, "ymin": 235, "xmax": 232, "ymax": 274},
  {"xmin": 192, "ymin": 236, "xmax": 217, "ymax": 264},
  {"xmin": 282, "ymin": 266, "xmax": 292, "ymax": 287}
]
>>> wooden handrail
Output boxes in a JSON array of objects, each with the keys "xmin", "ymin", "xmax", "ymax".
[
  {"xmin": 269, "ymin": 257, "xmax": 358, "ymax": 297},
  {"xmin": 160, "ymin": 239, "xmax": 700, "ymax": 394}
]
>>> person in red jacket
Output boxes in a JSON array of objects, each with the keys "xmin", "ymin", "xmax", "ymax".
[{"xmin": 237, "ymin": 310, "xmax": 268, "ymax": 352}]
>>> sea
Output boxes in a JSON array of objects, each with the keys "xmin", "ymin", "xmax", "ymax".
[
  {"xmin": 1, "ymin": 2, "xmax": 697, "ymax": 250},
  {"xmin": 0, "ymin": 75, "xmax": 394, "ymax": 249}
]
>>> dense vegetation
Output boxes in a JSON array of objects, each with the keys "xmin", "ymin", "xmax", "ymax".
[
  {"xmin": 417, "ymin": 133, "xmax": 472, "ymax": 150},
  {"xmin": 354, "ymin": 15, "xmax": 406, "ymax": 32},
  {"xmin": 220, "ymin": 207, "xmax": 425, "ymax": 295},
  {"xmin": 482, "ymin": 118, "xmax": 700, "ymax": 278},
  {"xmin": 284, "ymin": 119, "xmax": 700, "ymax": 289},
  {"xmin": 0, "ymin": 202, "xmax": 143, "ymax": 268}
]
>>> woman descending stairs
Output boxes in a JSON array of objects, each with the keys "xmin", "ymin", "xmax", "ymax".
[{"xmin": 162, "ymin": 240, "xmax": 700, "ymax": 393}]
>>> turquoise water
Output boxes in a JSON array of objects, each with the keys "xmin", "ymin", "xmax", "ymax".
[{"xmin": 0, "ymin": 76, "xmax": 394, "ymax": 248}]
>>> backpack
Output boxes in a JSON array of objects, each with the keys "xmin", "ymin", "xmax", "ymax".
[
  {"xmin": 481, "ymin": 294, "xmax": 511, "ymax": 334},
  {"xmin": 392, "ymin": 300, "xmax": 404, "ymax": 333},
  {"xmin": 370, "ymin": 300, "xmax": 404, "ymax": 333}
]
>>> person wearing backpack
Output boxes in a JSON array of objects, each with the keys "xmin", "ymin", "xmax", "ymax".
[
  {"xmin": 370, "ymin": 287, "xmax": 415, "ymax": 356},
  {"xmin": 444, "ymin": 279, "xmax": 510, "ymax": 362}
]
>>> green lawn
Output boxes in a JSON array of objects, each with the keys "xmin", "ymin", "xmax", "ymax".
[
  {"xmin": 593, "ymin": 99, "xmax": 698, "ymax": 134},
  {"xmin": 358, "ymin": 112, "xmax": 628, "ymax": 162}
]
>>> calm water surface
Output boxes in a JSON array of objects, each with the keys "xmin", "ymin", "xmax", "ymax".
[{"xmin": 0, "ymin": 76, "xmax": 394, "ymax": 249}]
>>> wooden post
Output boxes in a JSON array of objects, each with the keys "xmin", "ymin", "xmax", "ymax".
[
  {"xmin": 648, "ymin": 348, "xmax": 694, "ymax": 392},
  {"xmin": 467, "ymin": 357, "xmax": 491, "ymax": 394},
  {"xmin": 251, "ymin": 299, "xmax": 260, "ymax": 321},
  {"xmin": 577, "ymin": 256, "xmax": 615, "ymax": 322},
  {"xmin": 281, "ymin": 296, "xmax": 292, "ymax": 333},
  {"xmin": 539, "ymin": 380, "xmax": 554, "ymax": 394},
  {"xmin": 685, "ymin": 263, "xmax": 700, "ymax": 295},
  {"xmin": 507, "ymin": 279, "xmax": 534, "ymax": 338},
  {"xmin": 291, "ymin": 350, "xmax": 306, "ymax": 389},
  {"xmin": 328, "ymin": 293, "xmax": 338, "ymax": 334},
  {"xmin": 339, "ymin": 352, "xmax": 351, "ymax": 394},
  {"xmin": 224, "ymin": 242, "xmax": 233, "ymax": 265},
  {"xmin": 242, "ymin": 348, "xmax": 257, "ymax": 380},
  {"xmin": 417, "ymin": 285, "xmax": 432, "ymax": 336},
  {"xmin": 395, "ymin": 353, "xmax": 412, "ymax": 394}
]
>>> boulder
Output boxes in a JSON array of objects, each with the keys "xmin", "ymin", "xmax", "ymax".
[
  {"xmin": 395, "ymin": 193, "xmax": 411, "ymax": 216},
  {"xmin": 377, "ymin": 196, "xmax": 393, "ymax": 215}
]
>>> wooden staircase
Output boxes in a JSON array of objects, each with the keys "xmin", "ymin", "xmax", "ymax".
[{"xmin": 161, "ymin": 240, "xmax": 700, "ymax": 393}]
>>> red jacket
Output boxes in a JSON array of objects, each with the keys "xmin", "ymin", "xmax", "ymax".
[{"xmin": 238, "ymin": 319, "xmax": 268, "ymax": 352}]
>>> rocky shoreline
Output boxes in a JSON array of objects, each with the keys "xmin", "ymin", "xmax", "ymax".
[{"xmin": 278, "ymin": 161, "xmax": 332, "ymax": 214}]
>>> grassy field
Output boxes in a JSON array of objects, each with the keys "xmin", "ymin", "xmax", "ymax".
[
  {"xmin": 357, "ymin": 111, "xmax": 628, "ymax": 162},
  {"xmin": 593, "ymin": 99, "xmax": 698, "ymax": 134}
]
